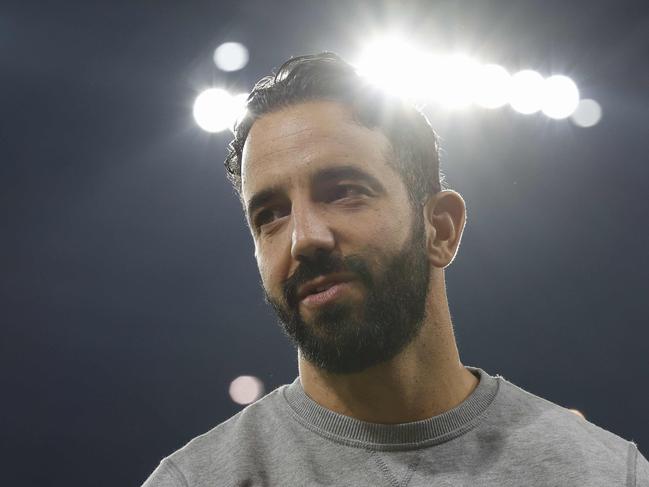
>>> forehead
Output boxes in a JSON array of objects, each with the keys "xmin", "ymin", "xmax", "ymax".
[{"xmin": 241, "ymin": 100, "xmax": 395, "ymax": 205}]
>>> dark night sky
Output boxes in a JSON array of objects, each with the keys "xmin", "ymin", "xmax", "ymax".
[{"xmin": 1, "ymin": 1, "xmax": 648, "ymax": 485}]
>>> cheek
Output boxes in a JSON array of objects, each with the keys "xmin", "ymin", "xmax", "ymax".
[
  {"xmin": 354, "ymin": 207, "xmax": 409, "ymax": 250},
  {"xmin": 257, "ymin": 259, "xmax": 272, "ymax": 289},
  {"xmin": 256, "ymin": 248, "xmax": 285, "ymax": 293}
]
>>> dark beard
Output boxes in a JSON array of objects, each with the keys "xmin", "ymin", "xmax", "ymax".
[{"xmin": 262, "ymin": 212, "xmax": 430, "ymax": 375}]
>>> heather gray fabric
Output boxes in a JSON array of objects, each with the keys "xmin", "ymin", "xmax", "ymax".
[{"xmin": 142, "ymin": 366, "xmax": 649, "ymax": 486}]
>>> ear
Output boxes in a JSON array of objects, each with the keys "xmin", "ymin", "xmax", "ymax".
[{"xmin": 422, "ymin": 190, "xmax": 467, "ymax": 268}]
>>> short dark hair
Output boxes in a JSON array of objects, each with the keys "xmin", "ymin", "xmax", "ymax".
[{"xmin": 224, "ymin": 52, "xmax": 444, "ymax": 216}]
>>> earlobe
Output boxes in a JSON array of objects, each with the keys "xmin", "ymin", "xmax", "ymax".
[{"xmin": 423, "ymin": 190, "xmax": 467, "ymax": 268}]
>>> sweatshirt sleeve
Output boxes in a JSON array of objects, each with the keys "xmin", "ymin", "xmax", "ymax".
[
  {"xmin": 635, "ymin": 444, "xmax": 649, "ymax": 487},
  {"xmin": 141, "ymin": 459, "xmax": 187, "ymax": 487}
]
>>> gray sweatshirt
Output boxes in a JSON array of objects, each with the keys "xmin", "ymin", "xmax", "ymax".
[{"xmin": 142, "ymin": 366, "xmax": 649, "ymax": 486}]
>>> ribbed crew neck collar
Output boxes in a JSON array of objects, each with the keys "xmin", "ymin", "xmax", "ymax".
[{"xmin": 282, "ymin": 366, "xmax": 499, "ymax": 451}]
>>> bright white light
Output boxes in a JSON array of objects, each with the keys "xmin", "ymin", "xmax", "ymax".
[
  {"xmin": 230, "ymin": 92, "xmax": 249, "ymax": 130},
  {"xmin": 213, "ymin": 42, "xmax": 249, "ymax": 72},
  {"xmin": 428, "ymin": 55, "xmax": 481, "ymax": 109},
  {"xmin": 571, "ymin": 99, "xmax": 602, "ymax": 127},
  {"xmin": 541, "ymin": 75, "xmax": 580, "ymax": 119},
  {"xmin": 355, "ymin": 37, "xmax": 426, "ymax": 98},
  {"xmin": 356, "ymin": 41, "xmax": 582, "ymax": 119},
  {"xmin": 357, "ymin": 41, "xmax": 482, "ymax": 109},
  {"xmin": 229, "ymin": 375, "xmax": 264, "ymax": 405},
  {"xmin": 509, "ymin": 70, "xmax": 545, "ymax": 115},
  {"xmin": 474, "ymin": 64, "xmax": 511, "ymax": 109},
  {"xmin": 193, "ymin": 88, "xmax": 242, "ymax": 133}
]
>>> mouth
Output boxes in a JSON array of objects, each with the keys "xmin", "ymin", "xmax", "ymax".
[
  {"xmin": 297, "ymin": 272, "xmax": 357, "ymax": 302},
  {"xmin": 300, "ymin": 281, "xmax": 356, "ymax": 308}
]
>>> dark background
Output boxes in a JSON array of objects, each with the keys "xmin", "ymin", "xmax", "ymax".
[{"xmin": 2, "ymin": 1, "xmax": 648, "ymax": 485}]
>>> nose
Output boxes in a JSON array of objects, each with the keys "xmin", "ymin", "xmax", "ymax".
[{"xmin": 290, "ymin": 202, "xmax": 335, "ymax": 261}]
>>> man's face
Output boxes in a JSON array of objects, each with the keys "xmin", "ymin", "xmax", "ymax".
[{"xmin": 241, "ymin": 101, "xmax": 431, "ymax": 374}]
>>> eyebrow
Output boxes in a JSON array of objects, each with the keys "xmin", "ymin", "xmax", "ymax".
[{"xmin": 246, "ymin": 165, "xmax": 385, "ymax": 221}]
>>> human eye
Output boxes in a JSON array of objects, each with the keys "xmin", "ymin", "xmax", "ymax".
[
  {"xmin": 254, "ymin": 207, "xmax": 287, "ymax": 230},
  {"xmin": 329, "ymin": 184, "xmax": 370, "ymax": 201}
]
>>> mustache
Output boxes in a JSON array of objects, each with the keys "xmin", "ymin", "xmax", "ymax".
[{"xmin": 283, "ymin": 252, "xmax": 373, "ymax": 308}]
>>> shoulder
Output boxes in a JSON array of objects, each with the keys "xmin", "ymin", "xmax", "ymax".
[
  {"xmin": 144, "ymin": 384, "xmax": 292, "ymax": 487},
  {"xmin": 494, "ymin": 376, "xmax": 628, "ymax": 449},
  {"xmin": 483, "ymin": 374, "xmax": 640, "ymax": 480}
]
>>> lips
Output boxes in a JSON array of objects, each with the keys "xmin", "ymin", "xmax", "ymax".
[{"xmin": 297, "ymin": 273, "xmax": 356, "ymax": 301}]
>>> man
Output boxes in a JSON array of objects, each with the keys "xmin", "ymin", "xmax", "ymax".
[{"xmin": 144, "ymin": 52, "xmax": 648, "ymax": 486}]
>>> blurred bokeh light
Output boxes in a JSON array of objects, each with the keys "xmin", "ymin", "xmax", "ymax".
[
  {"xmin": 474, "ymin": 64, "xmax": 512, "ymax": 109},
  {"xmin": 571, "ymin": 98, "xmax": 602, "ymax": 127},
  {"xmin": 509, "ymin": 69, "xmax": 546, "ymax": 115},
  {"xmin": 354, "ymin": 36, "xmax": 425, "ymax": 98},
  {"xmin": 541, "ymin": 75, "xmax": 580, "ymax": 119},
  {"xmin": 569, "ymin": 409, "xmax": 586, "ymax": 419},
  {"xmin": 229, "ymin": 375, "xmax": 265, "ymax": 405},
  {"xmin": 193, "ymin": 88, "xmax": 248, "ymax": 133},
  {"xmin": 213, "ymin": 42, "xmax": 250, "ymax": 72},
  {"xmin": 429, "ymin": 55, "xmax": 480, "ymax": 109},
  {"xmin": 353, "ymin": 38, "xmax": 586, "ymax": 121}
]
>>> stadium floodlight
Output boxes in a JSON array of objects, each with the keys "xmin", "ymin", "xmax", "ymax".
[
  {"xmin": 356, "ymin": 40, "xmax": 484, "ymax": 110},
  {"xmin": 355, "ymin": 37, "xmax": 427, "ymax": 98},
  {"xmin": 541, "ymin": 75, "xmax": 580, "ymax": 119},
  {"xmin": 213, "ymin": 42, "xmax": 250, "ymax": 72},
  {"xmin": 474, "ymin": 64, "xmax": 512, "ymax": 109},
  {"xmin": 353, "ymin": 37, "xmax": 586, "ymax": 119},
  {"xmin": 570, "ymin": 99, "xmax": 602, "ymax": 128},
  {"xmin": 509, "ymin": 70, "xmax": 545, "ymax": 115},
  {"xmin": 193, "ymin": 88, "xmax": 248, "ymax": 133},
  {"xmin": 230, "ymin": 92, "xmax": 249, "ymax": 129},
  {"xmin": 428, "ymin": 54, "xmax": 481, "ymax": 109}
]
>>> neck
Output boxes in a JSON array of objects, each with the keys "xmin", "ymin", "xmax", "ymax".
[{"xmin": 297, "ymin": 272, "xmax": 478, "ymax": 424}]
